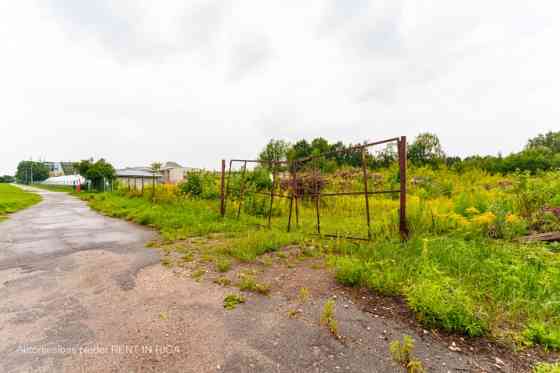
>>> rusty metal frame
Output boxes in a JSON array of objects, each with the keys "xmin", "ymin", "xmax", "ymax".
[
  {"xmin": 221, "ymin": 136, "xmax": 408, "ymax": 241},
  {"xmin": 221, "ymin": 158, "xmax": 288, "ymax": 228},
  {"xmin": 287, "ymin": 136, "xmax": 408, "ymax": 240}
]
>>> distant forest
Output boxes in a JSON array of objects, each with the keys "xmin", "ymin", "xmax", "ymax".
[{"xmin": 258, "ymin": 131, "xmax": 560, "ymax": 174}]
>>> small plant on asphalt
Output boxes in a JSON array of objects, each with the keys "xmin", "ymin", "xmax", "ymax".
[
  {"xmin": 389, "ymin": 335, "xmax": 425, "ymax": 373},
  {"xmin": 215, "ymin": 257, "xmax": 232, "ymax": 273},
  {"xmin": 320, "ymin": 299, "xmax": 338, "ymax": 336},
  {"xmin": 298, "ymin": 287, "xmax": 310, "ymax": 303},
  {"xmin": 214, "ymin": 276, "xmax": 232, "ymax": 286},
  {"xmin": 161, "ymin": 256, "xmax": 173, "ymax": 268},
  {"xmin": 224, "ymin": 294, "xmax": 245, "ymax": 310},
  {"xmin": 237, "ymin": 274, "xmax": 271, "ymax": 295},
  {"xmin": 191, "ymin": 268, "xmax": 206, "ymax": 282}
]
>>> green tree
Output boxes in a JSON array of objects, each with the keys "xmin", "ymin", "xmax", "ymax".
[
  {"xmin": 291, "ymin": 140, "xmax": 312, "ymax": 160},
  {"xmin": 74, "ymin": 158, "xmax": 115, "ymax": 191},
  {"xmin": 527, "ymin": 131, "xmax": 560, "ymax": 153},
  {"xmin": 15, "ymin": 161, "xmax": 49, "ymax": 184},
  {"xmin": 408, "ymin": 133, "xmax": 446, "ymax": 166},
  {"xmin": 258, "ymin": 139, "xmax": 290, "ymax": 170},
  {"xmin": 0, "ymin": 175, "xmax": 15, "ymax": 183}
]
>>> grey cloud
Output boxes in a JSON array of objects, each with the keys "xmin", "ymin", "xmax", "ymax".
[
  {"xmin": 227, "ymin": 34, "xmax": 272, "ymax": 81},
  {"xmin": 41, "ymin": 0, "xmax": 228, "ymax": 61}
]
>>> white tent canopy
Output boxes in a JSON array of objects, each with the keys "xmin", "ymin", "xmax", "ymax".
[{"xmin": 42, "ymin": 175, "xmax": 85, "ymax": 185}]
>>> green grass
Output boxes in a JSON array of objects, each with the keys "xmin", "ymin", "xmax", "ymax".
[
  {"xmin": 0, "ymin": 184, "xmax": 41, "ymax": 220},
  {"xmin": 330, "ymin": 236, "xmax": 560, "ymax": 345},
  {"xmin": 32, "ymin": 184, "xmax": 75, "ymax": 193},
  {"xmin": 77, "ymin": 177, "xmax": 560, "ymax": 351}
]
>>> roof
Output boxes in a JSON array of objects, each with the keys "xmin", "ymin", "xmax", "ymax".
[
  {"xmin": 161, "ymin": 161, "xmax": 183, "ymax": 170},
  {"xmin": 116, "ymin": 169, "xmax": 163, "ymax": 178}
]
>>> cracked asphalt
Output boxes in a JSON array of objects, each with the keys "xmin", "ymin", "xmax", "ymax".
[{"xmin": 0, "ymin": 187, "xmax": 512, "ymax": 372}]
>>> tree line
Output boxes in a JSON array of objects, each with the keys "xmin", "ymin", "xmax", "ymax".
[{"xmin": 258, "ymin": 131, "xmax": 560, "ymax": 174}]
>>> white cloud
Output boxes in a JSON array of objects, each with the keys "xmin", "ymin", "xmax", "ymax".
[{"xmin": 1, "ymin": 0, "xmax": 559, "ymax": 174}]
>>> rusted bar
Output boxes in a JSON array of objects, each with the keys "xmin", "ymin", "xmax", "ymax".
[
  {"xmin": 315, "ymin": 190, "xmax": 400, "ymax": 197},
  {"xmin": 224, "ymin": 160, "xmax": 233, "ymax": 216},
  {"xmin": 267, "ymin": 169, "xmax": 277, "ymax": 228},
  {"xmin": 317, "ymin": 233, "xmax": 371, "ymax": 241},
  {"xmin": 236, "ymin": 161, "xmax": 248, "ymax": 219},
  {"xmin": 361, "ymin": 147, "xmax": 372, "ymax": 240},
  {"xmin": 314, "ymin": 158, "xmax": 321, "ymax": 234},
  {"xmin": 398, "ymin": 136, "xmax": 409, "ymax": 239},
  {"xmin": 229, "ymin": 159, "xmax": 289, "ymax": 164},
  {"xmin": 220, "ymin": 159, "xmax": 225, "ymax": 217}
]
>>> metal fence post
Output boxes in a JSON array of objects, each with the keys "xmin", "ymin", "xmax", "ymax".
[
  {"xmin": 361, "ymin": 147, "xmax": 372, "ymax": 240},
  {"xmin": 399, "ymin": 136, "xmax": 409, "ymax": 240},
  {"xmin": 220, "ymin": 159, "xmax": 226, "ymax": 217}
]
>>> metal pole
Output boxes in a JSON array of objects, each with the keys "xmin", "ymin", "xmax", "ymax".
[
  {"xmin": 314, "ymin": 158, "xmax": 321, "ymax": 234},
  {"xmin": 361, "ymin": 148, "xmax": 372, "ymax": 240},
  {"xmin": 267, "ymin": 167, "xmax": 277, "ymax": 228},
  {"xmin": 236, "ymin": 161, "xmax": 248, "ymax": 219},
  {"xmin": 399, "ymin": 136, "xmax": 409, "ymax": 240},
  {"xmin": 220, "ymin": 159, "xmax": 226, "ymax": 217},
  {"xmin": 224, "ymin": 160, "xmax": 233, "ymax": 216}
]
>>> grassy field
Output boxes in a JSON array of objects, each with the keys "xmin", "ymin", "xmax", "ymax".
[
  {"xmin": 32, "ymin": 184, "xmax": 75, "ymax": 193},
  {"xmin": 0, "ymin": 184, "xmax": 41, "ymax": 220},
  {"xmin": 75, "ymin": 166, "xmax": 560, "ymax": 354}
]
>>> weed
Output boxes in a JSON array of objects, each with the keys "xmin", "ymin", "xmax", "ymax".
[
  {"xmin": 191, "ymin": 268, "xmax": 206, "ymax": 281},
  {"xmin": 181, "ymin": 252, "xmax": 194, "ymax": 262},
  {"xmin": 320, "ymin": 299, "xmax": 338, "ymax": 336},
  {"xmin": 214, "ymin": 276, "xmax": 232, "ymax": 286},
  {"xmin": 389, "ymin": 335, "xmax": 425, "ymax": 373},
  {"xmin": 298, "ymin": 287, "xmax": 310, "ymax": 303},
  {"xmin": 288, "ymin": 309, "xmax": 301, "ymax": 318},
  {"xmin": 237, "ymin": 274, "xmax": 271, "ymax": 295},
  {"xmin": 224, "ymin": 294, "xmax": 245, "ymax": 310},
  {"xmin": 161, "ymin": 256, "xmax": 173, "ymax": 268},
  {"xmin": 215, "ymin": 257, "xmax": 232, "ymax": 273},
  {"xmin": 159, "ymin": 312, "xmax": 168, "ymax": 320}
]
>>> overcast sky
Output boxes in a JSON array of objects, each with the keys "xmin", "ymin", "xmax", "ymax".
[{"xmin": 1, "ymin": 1, "xmax": 558, "ymax": 174}]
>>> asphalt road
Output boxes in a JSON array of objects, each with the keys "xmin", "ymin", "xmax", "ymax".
[{"xmin": 0, "ymin": 188, "xmax": 509, "ymax": 372}]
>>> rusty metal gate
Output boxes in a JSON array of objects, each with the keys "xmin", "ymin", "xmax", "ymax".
[{"xmin": 220, "ymin": 136, "xmax": 408, "ymax": 240}]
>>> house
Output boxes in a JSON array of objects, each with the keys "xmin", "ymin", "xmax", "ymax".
[
  {"xmin": 44, "ymin": 161, "xmax": 76, "ymax": 177},
  {"xmin": 160, "ymin": 161, "xmax": 189, "ymax": 184},
  {"xmin": 115, "ymin": 168, "xmax": 163, "ymax": 190}
]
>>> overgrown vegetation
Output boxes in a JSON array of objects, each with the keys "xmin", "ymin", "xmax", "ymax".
[
  {"xmin": 73, "ymin": 130, "xmax": 560, "ymax": 353},
  {"xmin": 0, "ymin": 184, "xmax": 41, "ymax": 220}
]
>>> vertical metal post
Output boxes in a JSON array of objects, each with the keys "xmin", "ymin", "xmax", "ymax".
[
  {"xmin": 224, "ymin": 160, "xmax": 233, "ymax": 216},
  {"xmin": 220, "ymin": 159, "xmax": 226, "ymax": 217},
  {"xmin": 398, "ymin": 136, "xmax": 409, "ymax": 239},
  {"xmin": 287, "ymin": 162, "xmax": 295, "ymax": 232},
  {"xmin": 361, "ymin": 147, "xmax": 372, "ymax": 240},
  {"xmin": 314, "ymin": 158, "xmax": 321, "ymax": 234},
  {"xmin": 236, "ymin": 161, "xmax": 248, "ymax": 219},
  {"xmin": 267, "ymin": 166, "xmax": 277, "ymax": 228},
  {"xmin": 141, "ymin": 177, "xmax": 144, "ymax": 194}
]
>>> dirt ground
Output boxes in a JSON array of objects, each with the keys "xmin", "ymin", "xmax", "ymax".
[{"xmin": 0, "ymin": 187, "xmax": 552, "ymax": 372}]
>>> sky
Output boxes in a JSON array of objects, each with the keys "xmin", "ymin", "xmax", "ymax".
[{"xmin": 1, "ymin": 1, "xmax": 559, "ymax": 174}]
